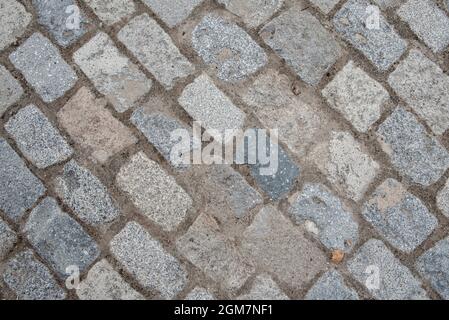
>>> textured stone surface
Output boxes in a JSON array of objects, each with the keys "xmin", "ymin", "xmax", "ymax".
[
  {"xmin": 218, "ymin": 0, "xmax": 283, "ymax": 28},
  {"xmin": 0, "ymin": 0, "xmax": 32, "ymax": 51},
  {"xmin": 0, "ymin": 139, "xmax": 46, "ymax": 222},
  {"xmin": 85, "ymin": 0, "xmax": 135, "ymax": 25},
  {"xmin": 9, "ymin": 33, "xmax": 78, "ymax": 103},
  {"xmin": 143, "ymin": 0, "xmax": 204, "ymax": 27},
  {"xmin": 305, "ymin": 270, "xmax": 359, "ymax": 300},
  {"xmin": 261, "ymin": 8, "xmax": 341, "ymax": 85},
  {"xmin": 185, "ymin": 287, "xmax": 215, "ymax": 300},
  {"xmin": 116, "ymin": 152, "xmax": 192, "ymax": 232},
  {"xmin": 238, "ymin": 274, "xmax": 289, "ymax": 300},
  {"xmin": 118, "ymin": 14, "xmax": 194, "ymax": 89},
  {"xmin": 55, "ymin": 160, "xmax": 120, "ymax": 227},
  {"xmin": 348, "ymin": 239, "xmax": 427, "ymax": 300},
  {"xmin": 309, "ymin": 0, "xmax": 340, "ymax": 13},
  {"xmin": 322, "ymin": 61, "xmax": 389, "ymax": 132},
  {"xmin": 377, "ymin": 108, "xmax": 449, "ymax": 186},
  {"xmin": 241, "ymin": 206, "xmax": 327, "ymax": 289},
  {"xmin": 0, "ymin": 65, "xmax": 23, "ymax": 116},
  {"xmin": 363, "ymin": 179, "xmax": 437, "ymax": 253},
  {"xmin": 74, "ymin": 32, "xmax": 152, "ymax": 113},
  {"xmin": 437, "ymin": 178, "xmax": 449, "ymax": 219},
  {"xmin": 24, "ymin": 197, "xmax": 100, "ymax": 278},
  {"xmin": 0, "ymin": 218, "xmax": 17, "ymax": 261},
  {"xmin": 5, "ymin": 105, "xmax": 73, "ymax": 169},
  {"xmin": 110, "ymin": 221, "xmax": 187, "ymax": 299},
  {"xmin": 58, "ymin": 87, "xmax": 137, "ymax": 163},
  {"xmin": 289, "ymin": 183, "xmax": 359, "ymax": 252},
  {"xmin": 334, "ymin": 0, "xmax": 407, "ymax": 70},
  {"xmin": 3, "ymin": 250, "xmax": 66, "ymax": 300}
]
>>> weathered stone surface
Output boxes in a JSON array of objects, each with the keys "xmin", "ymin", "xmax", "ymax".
[
  {"xmin": 289, "ymin": 183, "xmax": 359, "ymax": 252},
  {"xmin": 261, "ymin": 8, "xmax": 342, "ymax": 85},
  {"xmin": 118, "ymin": 14, "xmax": 194, "ymax": 89},
  {"xmin": 116, "ymin": 152, "xmax": 192, "ymax": 232},
  {"xmin": 77, "ymin": 259, "xmax": 144, "ymax": 300},
  {"xmin": 333, "ymin": 0, "xmax": 407, "ymax": 70},
  {"xmin": 238, "ymin": 274, "xmax": 289, "ymax": 300},
  {"xmin": 185, "ymin": 287, "xmax": 215, "ymax": 300},
  {"xmin": 55, "ymin": 160, "xmax": 120, "ymax": 227},
  {"xmin": 3, "ymin": 250, "xmax": 66, "ymax": 300},
  {"xmin": 322, "ymin": 61, "xmax": 389, "ymax": 132},
  {"xmin": 9, "ymin": 33, "xmax": 78, "ymax": 103},
  {"xmin": 241, "ymin": 206, "xmax": 327, "ymax": 289},
  {"xmin": 58, "ymin": 87, "xmax": 137, "ymax": 164},
  {"xmin": 363, "ymin": 179, "xmax": 437, "ymax": 253},
  {"xmin": 348, "ymin": 239, "xmax": 427, "ymax": 300},
  {"xmin": 177, "ymin": 213, "xmax": 255, "ymax": 293},
  {"xmin": 377, "ymin": 108, "xmax": 449, "ymax": 186},
  {"xmin": 110, "ymin": 221, "xmax": 187, "ymax": 299},
  {"xmin": 218, "ymin": 0, "xmax": 283, "ymax": 28},
  {"xmin": 143, "ymin": 0, "xmax": 204, "ymax": 27},
  {"xmin": 74, "ymin": 32, "xmax": 152, "ymax": 113},
  {"xmin": 388, "ymin": 50, "xmax": 449, "ymax": 135},
  {"xmin": 437, "ymin": 178, "xmax": 449, "ymax": 219},
  {"xmin": 306, "ymin": 270, "xmax": 359, "ymax": 300},
  {"xmin": 0, "ymin": 218, "xmax": 17, "ymax": 261},
  {"xmin": 5, "ymin": 105, "xmax": 73, "ymax": 169},
  {"xmin": 0, "ymin": 139, "xmax": 46, "ymax": 222},
  {"xmin": 85, "ymin": 0, "xmax": 135, "ymax": 25},
  {"xmin": 372, "ymin": 0, "xmax": 401, "ymax": 9},
  {"xmin": 0, "ymin": 0, "xmax": 32, "ymax": 51},
  {"xmin": 0, "ymin": 65, "xmax": 23, "ymax": 116},
  {"xmin": 309, "ymin": 0, "xmax": 340, "ymax": 13}
]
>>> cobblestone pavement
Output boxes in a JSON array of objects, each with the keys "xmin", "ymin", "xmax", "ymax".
[{"xmin": 1, "ymin": 0, "xmax": 449, "ymax": 300}]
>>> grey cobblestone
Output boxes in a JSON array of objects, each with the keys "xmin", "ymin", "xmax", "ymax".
[
  {"xmin": 305, "ymin": 270, "xmax": 359, "ymax": 300},
  {"xmin": 142, "ymin": 0, "xmax": 204, "ymax": 28},
  {"xmin": 0, "ymin": 65, "xmax": 23, "ymax": 116},
  {"xmin": 237, "ymin": 274, "xmax": 289, "ymax": 300},
  {"xmin": 0, "ymin": 218, "xmax": 17, "ymax": 261},
  {"xmin": 309, "ymin": 0, "xmax": 340, "ymax": 14},
  {"xmin": 85, "ymin": 0, "xmax": 136, "ymax": 26},
  {"xmin": 218, "ymin": 0, "xmax": 283, "ymax": 28},
  {"xmin": 436, "ymin": 178, "xmax": 449, "ymax": 218},
  {"xmin": 0, "ymin": 0, "xmax": 32, "ymax": 51},
  {"xmin": 185, "ymin": 287, "xmax": 215, "ymax": 300}
]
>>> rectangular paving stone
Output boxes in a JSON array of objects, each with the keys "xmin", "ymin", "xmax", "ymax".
[
  {"xmin": 54, "ymin": 160, "xmax": 120, "ymax": 228},
  {"xmin": 237, "ymin": 274, "xmax": 289, "ymax": 300},
  {"xmin": 398, "ymin": 0, "xmax": 449, "ymax": 53},
  {"xmin": 0, "ymin": 139, "xmax": 46, "ymax": 222},
  {"xmin": 5, "ymin": 105, "xmax": 73, "ymax": 169},
  {"xmin": 9, "ymin": 33, "xmax": 78, "ymax": 103},
  {"xmin": 32, "ymin": 0, "xmax": 89, "ymax": 47},
  {"xmin": 437, "ymin": 178, "xmax": 449, "ymax": 219},
  {"xmin": 110, "ymin": 221, "xmax": 187, "ymax": 299},
  {"xmin": 322, "ymin": 61, "xmax": 389, "ymax": 132},
  {"xmin": 309, "ymin": 0, "xmax": 340, "ymax": 13},
  {"xmin": 363, "ymin": 179, "xmax": 437, "ymax": 253},
  {"xmin": 305, "ymin": 270, "xmax": 359, "ymax": 300},
  {"xmin": 0, "ymin": 218, "xmax": 17, "ymax": 261},
  {"xmin": 0, "ymin": 65, "xmax": 23, "ymax": 116},
  {"xmin": 24, "ymin": 197, "xmax": 100, "ymax": 278},
  {"xmin": 3, "ymin": 250, "xmax": 66, "ymax": 300},
  {"xmin": 377, "ymin": 108, "xmax": 449, "ymax": 186},
  {"xmin": 0, "ymin": 0, "xmax": 32, "ymax": 51},
  {"xmin": 118, "ymin": 14, "xmax": 194, "ymax": 89},
  {"xmin": 142, "ymin": 0, "xmax": 204, "ymax": 27},
  {"xmin": 176, "ymin": 213, "xmax": 255, "ymax": 293},
  {"xmin": 333, "ymin": 0, "xmax": 407, "ymax": 70},
  {"xmin": 192, "ymin": 15, "xmax": 267, "ymax": 82},
  {"xmin": 388, "ymin": 49, "xmax": 449, "ymax": 135},
  {"xmin": 241, "ymin": 206, "xmax": 327, "ymax": 290},
  {"xmin": 85, "ymin": 0, "xmax": 136, "ymax": 25},
  {"xmin": 260, "ymin": 8, "xmax": 342, "ymax": 85},
  {"xmin": 57, "ymin": 87, "xmax": 137, "ymax": 164},
  {"xmin": 416, "ymin": 237, "xmax": 449, "ymax": 299},
  {"xmin": 116, "ymin": 152, "xmax": 192, "ymax": 232},
  {"xmin": 218, "ymin": 0, "xmax": 283, "ymax": 28},
  {"xmin": 74, "ymin": 32, "xmax": 152, "ymax": 113},
  {"xmin": 77, "ymin": 259, "xmax": 144, "ymax": 300}
]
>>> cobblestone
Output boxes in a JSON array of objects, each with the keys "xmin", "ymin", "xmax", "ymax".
[
  {"xmin": 0, "ymin": 0, "xmax": 32, "ymax": 51},
  {"xmin": 309, "ymin": 0, "xmax": 340, "ymax": 14},
  {"xmin": 237, "ymin": 274, "xmax": 289, "ymax": 300},
  {"xmin": 305, "ymin": 270, "xmax": 359, "ymax": 300},
  {"xmin": 218, "ymin": 0, "xmax": 283, "ymax": 28},
  {"xmin": 143, "ymin": 0, "xmax": 204, "ymax": 27},
  {"xmin": 436, "ymin": 178, "xmax": 449, "ymax": 218},
  {"xmin": 185, "ymin": 287, "xmax": 215, "ymax": 300},
  {"xmin": 85, "ymin": 0, "xmax": 136, "ymax": 25},
  {"xmin": 0, "ymin": 65, "xmax": 23, "ymax": 116},
  {"xmin": 0, "ymin": 218, "xmax": 17, "ymax": 261}
]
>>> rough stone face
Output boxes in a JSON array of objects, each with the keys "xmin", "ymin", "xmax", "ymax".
[
  {"xmin": 32, "ymin": 0, "xmax": 89, "ymax": 47},
  {"xmin": 309, "ymin": 0, "xmax": 340, "ymax": 13},
  {"xmin": 0, "ymin": 139, "xmax": 46, "ymax": 222},
  {"xmin": 388, "ymin": 50, "xmax": 449, "ymax": 135},
  {"xmin": 377, "ymin": 108, "xmax": 449, "ymax": 186},
  {"xmin": 363, "ymin": 179, "xmax": 437, "ymax": 253},
  {"xmin": 437, "ymin": 178, "xmax": 449, "ymax": 219},
  {"xmin": 24, "ymin": 197, "xmax": 100, "ymax": 278},
  {"xmin": 116, "ymin": 152, "xmax": 192, "ymax": 232},
  {"xmin": 9, "ymin": 33, "xmax": 78, "ymax": 103},
  {"xmin": 322, "ymin": 61, "xmax": 389, "ymax": 132},
  {"xmin": 311, "ymin": 131, "xmax": 379, "ymax": 202},
  {"xmin": 185, "ymin": 287, "xmax": 215, "ymax": 300},
  {"xmin": 305, "ymin": 270, "xmax": 359, "ymax": 300},
  {"xmin": 241, "ymin": 206, "xmax": 327, "ymax": 289},
  {"xmin": 3, "ymin": 250, "xmax": 66, "ymax": 300},
  {"xmin": 74, "ymin": 32, "xmax": 152, "ymax": 113},
  {"xmin": 5, "ymin": 105, "xmax": 73, "ymax": 169},
  {"xmin": 289, "ymin": 183, "xmax": 359, "ymax": 252},
  {"xmin": 55, "ymin": 160, "xmax": 120, "ymax": 227},
  {"xmin": 142, "ymin": 0, "xmax": 204, "ymax": 27},
  {"xmin": 176, "ymin": 213, "xmax": 255, "ymax": 293},
  {"xmin": 118, "ymin": 14, "xmax": 194, "ymax": 89},
  {"xmin": 218, "ymin": 0, "xmax": 283, "ymax": 28},
  {"xmin": 333, "ymin": 0, "xmax": 407, "ymax": 70},
  {"xmin": 416, "ymin": 237, "xmax": 449, "ymax": 300},
  {"xmin": 110, "ymin": 221, "xmax": 187, "ymax": 299},
  {"xmin": 238, "ymin": 274, "xmax": 289, "ymax": 300},
  {"xmin": 260, "ymin": 8, "xmax": 342, "ymax": 85},
  {"xmin": 372, "ymin": 0, "xmax": 401, "ymax": 9},
  {"xmin": 85, "ymin": 0, "xmax": 135, "ymax": 25},
  {"xmin": 0, "ymin": 0, "xmax": 32, "ymax": 51},
  {"xmin": 0, "ymin": 218, "xmax": 17, "ymax": 261},
  {"xmin": 58, "ymin": 87, "xmax": 137, "ymax": 164},
  {"xmin": 348, "ymin": 239, "xmax": 427, "ymax": 300},
  {"xmin": 77, "ymin": 259, "xmax": 144, "ymax": 300},
  {"xmin": 0, "ymin": 65, "xmax": 23, "ymax": 116}
]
